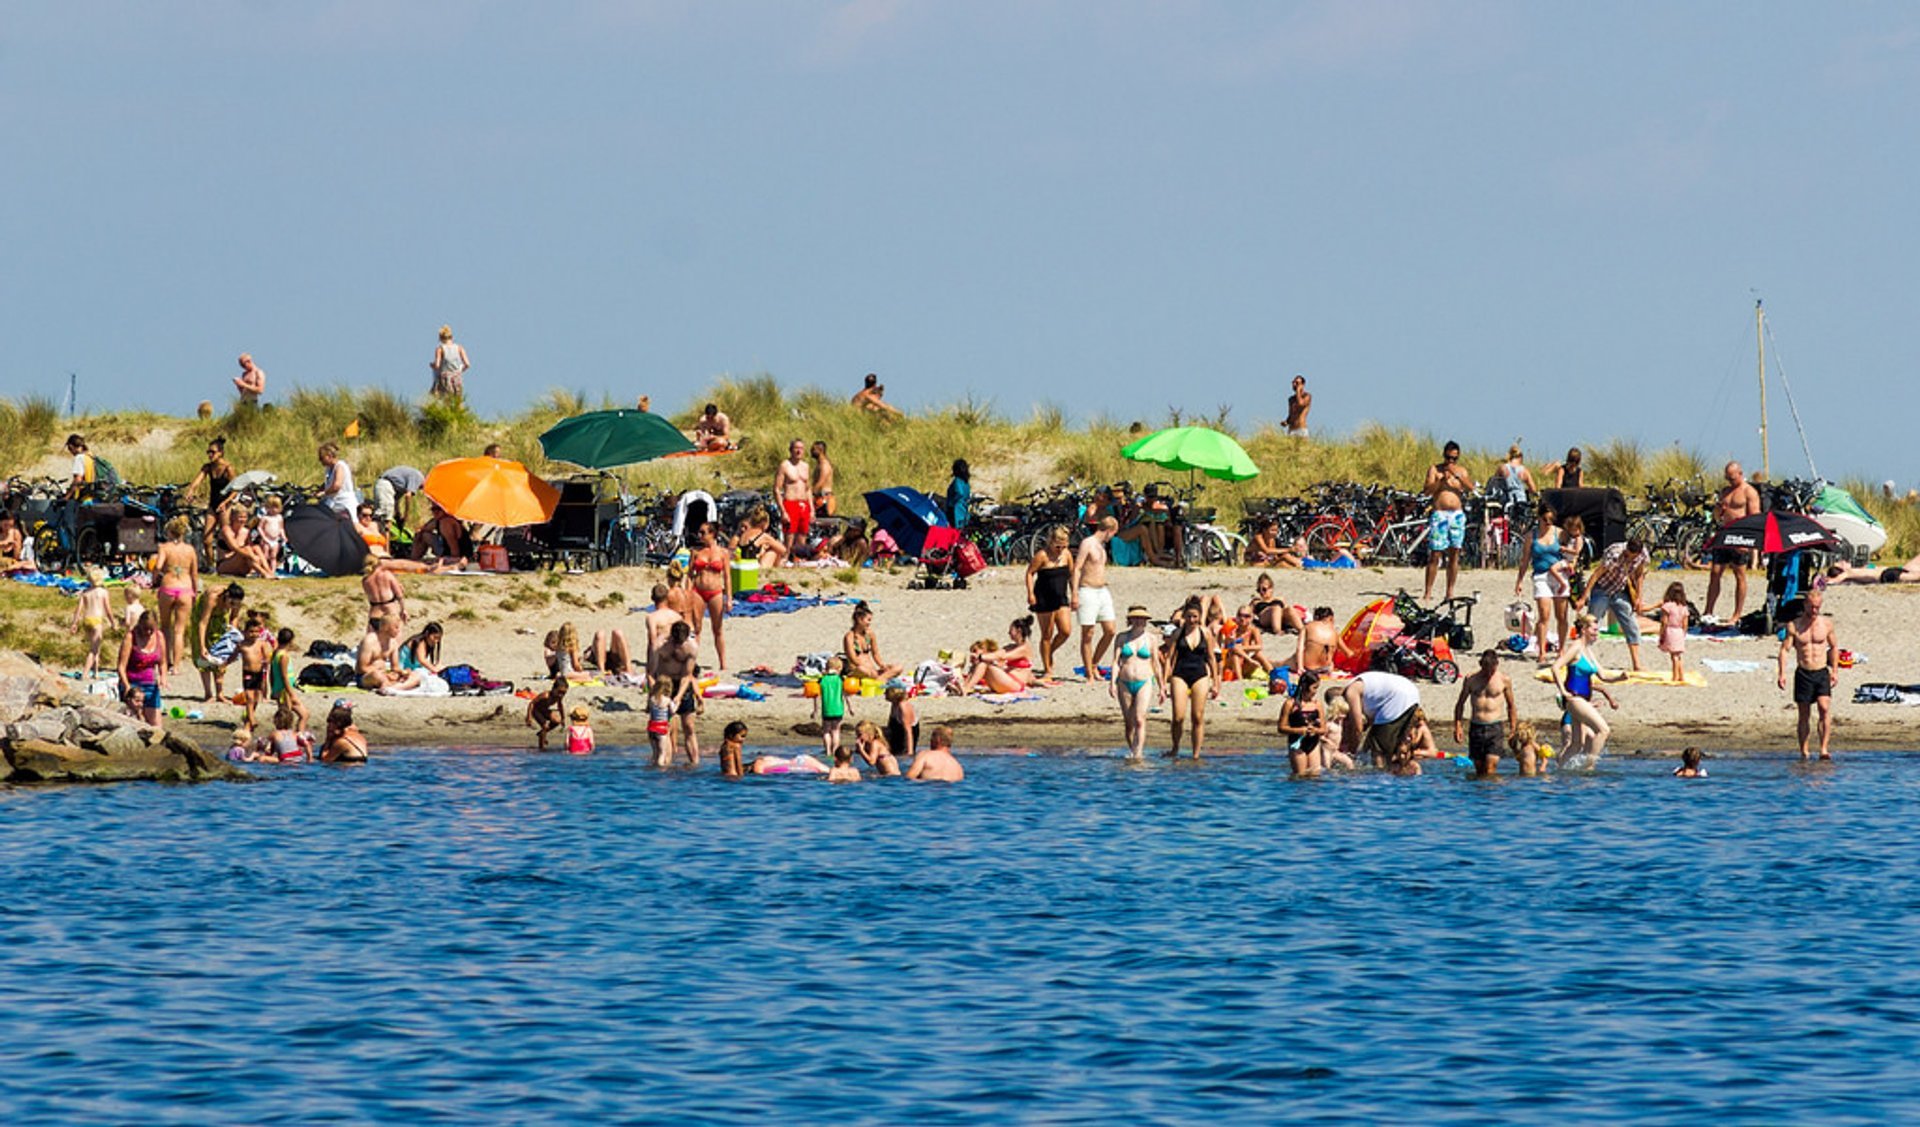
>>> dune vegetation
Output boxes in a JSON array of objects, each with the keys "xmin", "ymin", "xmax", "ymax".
[{"xmin": 4, "ymin": 375, "xmax": 1914, "ymax": 560}]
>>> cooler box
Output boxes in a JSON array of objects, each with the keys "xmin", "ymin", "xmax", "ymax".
[
  {"xmin": 476, "ymin": 543, "xmax": 510, "ymax": 573},
  {"xmin": 730, "ymin": 558, "xmax": 760, "ymax": 594}
]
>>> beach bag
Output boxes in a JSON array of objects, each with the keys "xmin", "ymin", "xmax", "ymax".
[
  {"xmin": 793, "ymin": 652, "xmax": 835, "ymax": 678},
  {"xmin": 954, "ymin": 540, "xmax": 987, "ymax": 578},
  {"xmin": 297, "ymin": 661, "xmax": 355, "ymax": 688},
  {"xmin": 306, "ymin": 639, "xmax": 353, "ymax": 661},
  {"xmin": 443, "ymin": 663, "xmax": 477, "ymax": 688}
]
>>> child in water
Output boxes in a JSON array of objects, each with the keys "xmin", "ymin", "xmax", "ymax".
[
  {"xmin": 1391, "ymin": 706, "xmax": 1436, "ymax": 777},
  {"xmin": 270, "ymin": 627, "xmax": 308, "ymax": 732},
  {"xmin": 526, "ymin": 677, "xmax": 568, "ymax": 751},
  {"xmin": 1673, "ymin": 746, "xmax": 1707, "ymax": 778},
  {"xmin": 719, "ymin": 720, "xmax": 747, "ymax": 779},
  {"xmin": 566, "ymin": 705, "xmax": 595, "ymax": 755},
  {"xmin": 647, "ymin": 676, "xmax": 677, "ymax": 767},
  {"xmin": 826, "ymin": 745, "xmax": 861, "ymax": 783},
  {"xmin": 70, "ymin": 570, "xmax": 113, "ymax": 676},
  {"xmin": 237, "ymin": 614, "xmax": 272, "ymax": 729},
  {"xmin": 260, "ymin": 701, "xmax": 313, "ymax": 763},
  {"xmin": 226, "ymin": 723, "xmax": 262, "ymax": 763},
  {"xmin": 1658, "ymin": 581, "xmax": 1690, "ymax": 683},
  {"xmin": 1507, "ymin": 718, "xmax": 1548, "ymax": 777},
  {"xmin": 853, "ymin": 719, "xmax": 901, "ymax": 777},
  {"xmin": 814, "ymin": 656, "xmax": 850, "ymax": 760}
]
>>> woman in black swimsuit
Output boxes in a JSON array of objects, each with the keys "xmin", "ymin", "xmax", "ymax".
[
  {"xmin": 1249, "ymin": 572, "xmax": 1303, "ymax": 634},
  {"xmin": 1026, "ymin": 525, "xmax": 1074, "ymax": 677},
  {"xmin": 1161, "ymin": 597, "xmax": 1219, "ymax": 759},
  {"xmin": 1278, "ymin": 670, "xmax": 1327, "ymax": 777},
  {"xmin": 322, "ymin": 701, "xmax": 370, "ymax": 763}
]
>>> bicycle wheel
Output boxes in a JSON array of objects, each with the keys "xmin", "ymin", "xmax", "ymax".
[
  {"xmin": 1674, "ymin": 523, "xmax": 1708, "ymax": 570},
  {"xmin": 75, "ymin": 526, "xmax": 101, "ymax": 566},
  {"xmin": 1302, "ymin": 521, "xmax": 1351, "ymax": 563},
  {"xmin": 1185, "ymin": 529, "xmax": 1237, "ymax": 567}
]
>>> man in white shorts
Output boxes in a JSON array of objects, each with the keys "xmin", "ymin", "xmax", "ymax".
[{"xmin": 1072, "ymin": 517, "xmax": 1119, "ymax": 681}]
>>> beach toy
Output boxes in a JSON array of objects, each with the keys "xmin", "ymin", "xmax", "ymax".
[
  {"xmin": 802, "ymin": 679, "xmax": 820, "ymax": 698},
  {"xmin": 736, "ymin": 685, "xmax": 767, "ymax": 702},
  {"xmin": 168, "ymin": 706, "xmax": 186, "ymax": 719},
  {"xmin": 861, "ymin": 680, "xmax": 882, "ymax": 697},
  {"xmin": 186, "ymin": 710, "xmax": 203, "ymax": 721},
  {"xmin": 1243, "ymin": 684, "xmax": 1269, "ymax": 701}
]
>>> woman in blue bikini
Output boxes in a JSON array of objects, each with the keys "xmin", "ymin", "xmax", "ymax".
[
  {"xmin": 1551, "ymin": 613, "xmax": 1619, "ymax": 768},
  {"xmin": 1111, "ymin": 604, "xmax": 1164, "ymax": 760}
]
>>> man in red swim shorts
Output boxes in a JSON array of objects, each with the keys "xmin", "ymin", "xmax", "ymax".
[{"xmin": 776, "ymin": 439, "xmax": 813, "ymax": 556}]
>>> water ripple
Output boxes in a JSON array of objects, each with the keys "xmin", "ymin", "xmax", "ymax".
[{"xmin": 4, "ymin": 749, "xmax": 1920, "ymax": 1121}]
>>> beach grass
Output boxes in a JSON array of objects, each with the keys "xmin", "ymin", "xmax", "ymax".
[{"xmin": 4, "ymin": 378, "xmax": 1913, "ymax": 561}]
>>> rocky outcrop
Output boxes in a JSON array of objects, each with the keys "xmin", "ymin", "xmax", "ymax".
[{"xmin": 0, "ymin": 651, "xmax": 248, "ymax": 783}]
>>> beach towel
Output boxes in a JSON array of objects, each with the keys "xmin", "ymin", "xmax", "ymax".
[
  {"xmin": 1702, "ymin": 659, "xmax": 1768, "ymax": 674},
  {"xmin": 976, "ymin": 691, "xmax": 1043, "ymax": 705},
  {"xmin": 1532, "ymin": 667, "xmax": 1707, "ymax": 687},
  {"xmin": 1302, "ymin": 557, "xmax": 1358, "ymax": 570},
  {"xmin": 1853, "ymin": 683, "xmax": 1920, "ymax": 705},
  {"xmin": 382, "ymin": 673, "xmax": 451, "ymax": 698},
  {"xmin": 730, "ymin": 594, "xmax": 854, "ymax": 620}
]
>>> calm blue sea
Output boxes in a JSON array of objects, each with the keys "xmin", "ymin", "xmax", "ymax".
[{"xmin": 3, "ymin": 748, "xmax": 1919, "ymax": 1124}]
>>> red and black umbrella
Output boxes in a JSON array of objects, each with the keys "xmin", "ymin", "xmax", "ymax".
[{"xmin": 1702, "ymin": 511, "xmax": 1840, "ymax": 554}]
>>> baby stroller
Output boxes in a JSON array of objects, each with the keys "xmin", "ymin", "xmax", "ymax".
[
  {"xmin": 909, "ymin": 526, "xmax": 986, "ymax": 590},
  {"xmin": 1352, "ymin": 590, "xmax": 1477, "ymax": 684}
]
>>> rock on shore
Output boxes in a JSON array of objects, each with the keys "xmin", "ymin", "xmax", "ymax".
[{"xmin": 0, "ymin": 651, "xmax": 248, "ymax": 783}]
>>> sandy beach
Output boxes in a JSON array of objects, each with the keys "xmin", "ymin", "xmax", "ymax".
[{"xmin": 155, "ymin": 558, "xmax": 1919, "ymax": 756}]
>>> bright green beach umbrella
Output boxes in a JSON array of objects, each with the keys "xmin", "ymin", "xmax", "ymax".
[
  {"xmin": 538, "ymin": 409, "xmax": 695, "ymax": 469},
  {"xmin": 1120, "ymin": 426, "xmax": 1260, "ymax": 482}
]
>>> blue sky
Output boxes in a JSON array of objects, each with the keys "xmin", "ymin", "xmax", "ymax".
[{"xmin": 3, "ymin": 1, "xmax": 1916, "ymax": 482}]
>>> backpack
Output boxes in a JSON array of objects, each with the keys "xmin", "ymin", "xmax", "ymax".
[
  {"xmin": 91, "ymin": 455, "xmax": 122, "ymax": 488},
  {"xmin": 297, "ymin": 661, "xmax": 355, "ymax": 688}
]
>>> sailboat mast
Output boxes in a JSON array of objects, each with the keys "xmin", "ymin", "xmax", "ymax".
[{"xmin": 1755, "ymin": 299, "xmax": 1770, "ymax": 480}]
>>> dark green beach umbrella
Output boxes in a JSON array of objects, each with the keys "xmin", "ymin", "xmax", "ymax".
[
  {"xmin": 1120, "ymin": 426, "xmax": 1261, "ymax": 482},
  {"xmin": 538, "ymin": 409, "xmax": 696, "ymax": 469}
]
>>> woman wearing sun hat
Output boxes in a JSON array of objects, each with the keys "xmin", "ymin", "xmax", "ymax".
[{"xmin": 1111, "ymin": 604, "xmax": 1164, "ymax": 760}]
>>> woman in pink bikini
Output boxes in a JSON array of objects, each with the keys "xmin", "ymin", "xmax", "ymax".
[
  {"xmin": 149, "ymin": 516, "xmax": 200, "ymax": 677},
  {"xmin": 688, "ymin": 523, "xmax": 732, "ymax": 670},
  {"xmin": 961, "ymin": 615, "xmax": 1037, "ymax": 694}
]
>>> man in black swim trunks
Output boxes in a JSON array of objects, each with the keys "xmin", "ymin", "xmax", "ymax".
[
  {"xmin": 1825, "ymin": 551, "xmax": 1920, "ymax": 586},
  {"xmin": 1777, "ymin": 586, "xmax": 1839, "ymax": 761},
  {"xmin": 1703, "ymin": 462, "xmax": 1762, "ymax": 622},
  {"xmin": 1451, "ymin": 650, "xmax": 1517, "ymax": 778}
]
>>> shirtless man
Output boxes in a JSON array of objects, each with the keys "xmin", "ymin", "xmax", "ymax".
[
  {"xmin": 654, "ymin": 620, "xmax": 702, "ymax": 765},
  {"xmin": 233, "ymin": 353, "xmax": 267, "ymax": 404},
  {"xmin": 356, "ymin": 617, "xmax": 419, "ymax": 692},
  {"xmin": 1777, "ymin": 586, "xmax": 1838, "ymax": 761},
  {"xmin": 775, "ymin": 440, "xmax": 812, "ymax": 557},
  {"xmin": 1704, "ymin": 461, "xmax": 1763, "ymax": 622},
  {"xmin": 1291, "ymin": 607, "xmax": 1339, "ymax": 676},
  {"xmin": 907, "ymin": 724, "xmax": 964, "ymax": 782},
  {"xmin": 1422, "ymin": 440, "xmax": 1475, "ymax": 602},
  {"xmin": 1452, "ymin": 650, "xmax": 1519, "ymax": 777},
  {"xmin": 810, "ymin": 440, "xmax": 836, "ymax": 516},
  {"xmin": 643, "ymin": 582, "xmax": 684, "ymax": 675},
  {"xmin": 693, "ymin": 403, "xmax": 732, "ymax": 451},
  {"xmin": 1073, "ymin": 517, "xmax": 1119, "ymax": 681},
  {"xmin": 851, "ymin": 373, "xmax": 902, "ymax": 418},
  {"xmin": 361, "ymin": 555, "xmax": 407, "ymax": 628},
  {"xmin": 1284, "ymin": 375, "xmax": 1312, "ymax": 437}
]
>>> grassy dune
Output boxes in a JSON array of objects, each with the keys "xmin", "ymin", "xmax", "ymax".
[{"xmin": 6, "ymin": 377, "xmax": 1915, "ymax": 559}]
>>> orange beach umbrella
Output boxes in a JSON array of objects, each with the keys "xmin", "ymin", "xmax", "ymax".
[{"xmin": 423, "ymin": 457, "xmax": 560, "ymax": 528}]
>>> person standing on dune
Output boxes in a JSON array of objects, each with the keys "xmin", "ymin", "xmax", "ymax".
[
  {"xmin": 1284, "ymin": 375, "xmax": 1312, "ymax": 437},
  {"xmin": 430, "ymin": 325, "xmax": 470, "ymax": 399}
]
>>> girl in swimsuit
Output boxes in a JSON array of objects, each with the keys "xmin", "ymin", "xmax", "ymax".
[
  {"xmin": 1162, "ymin": 597, "xmax": 1220, "ymax": 759},
  {"xmin": 961, "ymin": 616, "xmax": 1036, "ymax": 694},
  {"xmin": 1025, "ymin": 526, "xmax": 1075, "ymax": 677},
  {"xmin": 884, "ymin": 685, "xmax": 918, "ymax": 757},
  {"xmin": 70, "ymin": 569, "xmax": 112, "ymax": 676},
  {"xmin": 855, "ymin": 719, "xmax": 902, "ymax": 777},
  {"xmin": 841, "ymin": 601, "xmax": 903, "ymax": 682},
  {"xmin": 1278, "ymin": 670, "xmax": 1328, "ymax": 777},
  {"xmin": 1111, "ymin": 604, "xmax": 1164, "ymax": 760},
  {"xmin": 150, "ymin": 516, "xmax": 200, "ymax": 678},
  {"xmin": 549, "ymin": 622, "xmax": 590, "ymax": 681},
  {"xmin": 264, "ymin": 701, "xmax": 313, "ymax": 763},
  {"xmin": 689, "ymin": 524, "xmax": 732, "ymax": 670},
  {"xmin": 214, "ymin": 504, "xmax": 271, "ymax": 577},
  {"xmin": 117, "ymin": 610, "xmax": 166, "ymax": 727},
  {"xmin": 399, "ymin": 622, "xmax": 444, "ymax": 677},
  {"xmin": 739, "ymin": 508, "xmax": 789, "ymax": 570},
  {"xmin": 1551, "ymin": 613, "xmax": 1619, "ymax": 768}
]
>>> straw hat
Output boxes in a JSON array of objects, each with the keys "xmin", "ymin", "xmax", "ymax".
[{"xmin": 1125, "ymin": 604, "xmax": 1151, "ymax": 619}]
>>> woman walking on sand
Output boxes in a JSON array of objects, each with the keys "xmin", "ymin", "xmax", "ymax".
[
  {"xmin": 1515, "ymin": 509, "xmax": 1568, "ymax": 660},
  {"xmin": 1026, "ymin": 525, "xmax": 1074, "ymax": 678},
  {"xmin": 150, "ymin": 517, "xmax": 199, "ymax": 677}
]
